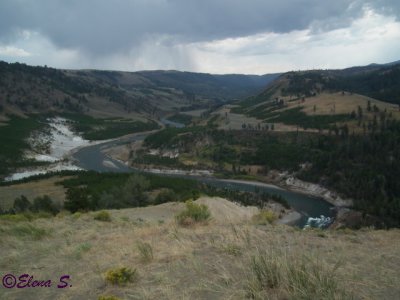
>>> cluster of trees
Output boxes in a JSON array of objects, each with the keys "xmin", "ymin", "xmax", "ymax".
[
  {"xmin": 299, "ymin": 120, "xmax": 400, "ymax": 227},
  {"xmin": 60, "ymin": 171, "xmax": 290, "ymax": 214},
  {"xmin": 60, "ymin": 172, "xmax": 200, "ymax": 213},
  {"xmin": 0, "ymin": 195, "xmax": 59, "ymax": 215},
  {"xmin": 202, "ymin": 185, "xmax": 290, "ymax": 209}
]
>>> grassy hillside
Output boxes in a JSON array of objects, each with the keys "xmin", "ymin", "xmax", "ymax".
[{"xmin": 0, "ymin": 200, "xmax": 399, "ymax": 299}]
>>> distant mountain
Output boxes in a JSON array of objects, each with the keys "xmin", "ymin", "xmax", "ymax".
[{"xmin": 0, "ymin": 60, "xmax": 280, "ymax": 118}]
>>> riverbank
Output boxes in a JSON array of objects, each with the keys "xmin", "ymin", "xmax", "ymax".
[{"xmin": 279, "ymin": 174, "xmax": 353, "ymax": 207}]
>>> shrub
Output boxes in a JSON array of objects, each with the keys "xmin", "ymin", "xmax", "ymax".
[
  {"xmin": 64, "ymin": 187, "xmax": 91, "ymax": 212},
  {"xmin": 137, "ymin": 241, "xmax": 153, "ymax": 263},
  {"xmin": 105, "ymin": 267, "xmax": 137, "ymax": 286},
  {"xmin": 154, "ymin": 189, "xmax": 176, "ymax": 204},
  {"xmin": 176, "ymin": 200, "xmax": 211, "ymax": 226},
  {"xmin": 97, "ymin": 175, "xmax": 150, "ymax": 209},
  {"xmin": 13, "ymin": 195, "xmax": 31, "ymax": 213},
  {"xmin": 94, "ymin": 211, "xmax": 111, "ymax": 222},
  {"xmin": 252, "ymin": 210, "xmax": 277, "ymax": 225},
  {"xmin": 32, "ymin": 195, "xmax": 59, "ymax": 215}
]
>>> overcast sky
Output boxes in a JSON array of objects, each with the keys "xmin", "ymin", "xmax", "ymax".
[{"xmin": 0, "ymin": 0, "xmax": 399, "ymax": 74}]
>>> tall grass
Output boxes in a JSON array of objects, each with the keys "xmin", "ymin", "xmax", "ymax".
[
  {"xmin": 137, "ymin": 241, "xmax": 154, "ymax": 263},
  {"xmin": 247, "ymin": 248, "xmax": 348, "ymax": 299}
]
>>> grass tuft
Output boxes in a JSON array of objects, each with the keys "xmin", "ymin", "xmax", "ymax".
[{"xmin": 137, "ymin": 241, "xmax": 154, "ymax": 263}]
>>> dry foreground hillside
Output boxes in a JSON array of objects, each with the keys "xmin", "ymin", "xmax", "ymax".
[{"xmin": 0, "ymin": 197, "xmax": 399, "ymax": 300}]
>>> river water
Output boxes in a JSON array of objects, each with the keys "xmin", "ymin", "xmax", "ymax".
[{"xmin": 72, "ymin": 119, "xmax": 334, "ymax": 228}]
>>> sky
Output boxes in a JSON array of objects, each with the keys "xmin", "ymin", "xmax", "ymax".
[{"xmin": 0, "ymin": 0, "xmax": 400, "ymax": 74}]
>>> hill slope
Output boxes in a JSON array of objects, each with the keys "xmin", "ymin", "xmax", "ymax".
[{"xmin": 0, "ymin": 199, "xmax": 399, "ymax": 299}]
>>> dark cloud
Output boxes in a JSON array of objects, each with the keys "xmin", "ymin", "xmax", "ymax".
[{"xmin": 0, "ymin": 0, "xmax": 399, "ymax": 57}]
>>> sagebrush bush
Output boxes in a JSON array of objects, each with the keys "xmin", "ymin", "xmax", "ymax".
[
  {"xmin": 252, "ymin": 210, "xmax": 277, "ymax": 225},
  {"xmin": 176, "ymin": 200, "xmax": 211, "ymax": 226},
  {"xmin": 105, "ymin": 267, "xmax": 137, "ymax": 286},
  {"xmin": 94, "ymin": 210, "xmax": 111, "ymax": 222}
]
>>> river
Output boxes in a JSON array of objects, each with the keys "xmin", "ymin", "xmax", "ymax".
[{"xmin": 72, "ymin": 119, "xmax": 334, "ymax": 228}]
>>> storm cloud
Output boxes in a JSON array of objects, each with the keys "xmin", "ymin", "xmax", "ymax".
[{"xmin": 0, "ymin": 0, "xmax": 399, "ymax": 73}]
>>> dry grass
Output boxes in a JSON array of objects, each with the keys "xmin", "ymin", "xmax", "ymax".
[
  {"xmin": 298, "ymin": 92, "xmax": 400, "ymax": 117},
  {"xmin": 0, "ymin": 200, "xmax": 399, "ymax": 299}
]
